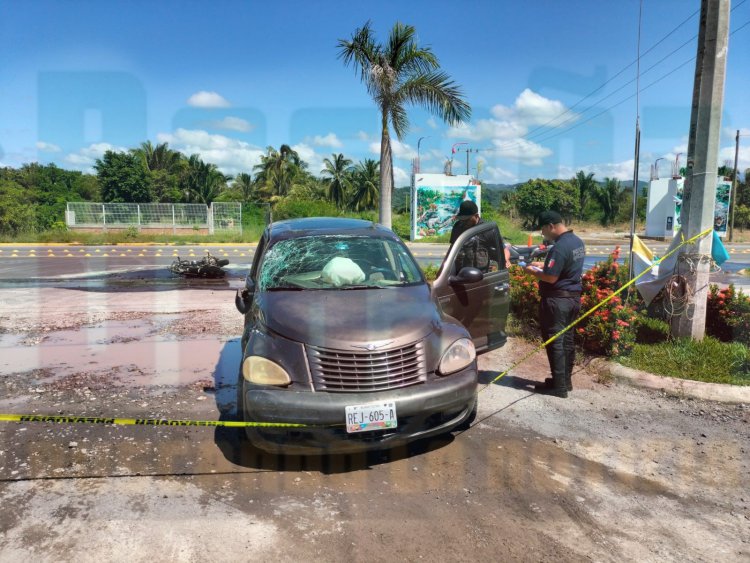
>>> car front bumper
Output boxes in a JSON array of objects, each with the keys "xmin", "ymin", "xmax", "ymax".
[{"xmin": 240, "ymin": 367, "xmax": 477, "ymax": 454}]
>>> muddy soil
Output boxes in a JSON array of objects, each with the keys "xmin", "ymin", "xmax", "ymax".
[{"xmin": 0, "ymin": 285, "xmax": 748, "ymax": 562}]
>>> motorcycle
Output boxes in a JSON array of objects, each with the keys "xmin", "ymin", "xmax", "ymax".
[
  {"xmin": 169, "ymin": 252, "xmax": 230, "ymax": 278},
  {"xmin": 507, "ymin": 242, "xmax": 553, "ymax": 266}
]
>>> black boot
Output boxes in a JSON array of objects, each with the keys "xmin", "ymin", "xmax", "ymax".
[
  {"xmin": 535, "ymin": 385, "xmax": 568, "ymax": 398},
  {"xmin": 535, "ymin": 377, "xmax": 572, "ymax": 392}
]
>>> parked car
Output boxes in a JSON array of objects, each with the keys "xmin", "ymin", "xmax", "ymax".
[{"xmin": 235, "ymin": 217, "xmax": 510, "ymax": 454}]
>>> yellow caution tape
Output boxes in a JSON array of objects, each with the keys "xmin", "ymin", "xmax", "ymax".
[
  {"xmin": 0, "ymin": 228, "xmax": 714, "ymax": 425},
  {"xmin": 481, "ymin": 227, "xmax": 714, "ymax": 390},
  {"xmin": 0, "ymin": 414, "xmax": 308, "ymax": 428}
]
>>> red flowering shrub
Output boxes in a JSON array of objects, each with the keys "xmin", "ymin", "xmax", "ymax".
[
  {"xmin": 576, "ymin": 246, "xmax": 638, "ymax": 356},
  {"xmin": 509, "ymin": 264, "xmax": 540, "ymax": 330},
  {"xmin": 508, "ymin": 246, "xmax": 639, "ymax": 356},
  {"xmin": 706, "ymin": 284, "xmax": 750, "ymax": 346}
]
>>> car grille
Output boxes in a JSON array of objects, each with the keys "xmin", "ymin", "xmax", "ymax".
[{"xmin": 306, "ymin": 342, "xmax": 427, "ymax": 392}]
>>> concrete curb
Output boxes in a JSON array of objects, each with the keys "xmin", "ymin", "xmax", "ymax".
[{"xmin": 589, "ymin": 358, "xmax": 750, "ymax": 404}]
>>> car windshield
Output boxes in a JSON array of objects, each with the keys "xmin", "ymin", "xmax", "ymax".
[{"xmin": 258, "ymin": 235, "xmax": 424, "ymax": 290}]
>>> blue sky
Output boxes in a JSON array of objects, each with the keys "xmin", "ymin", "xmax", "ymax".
[{"xmin": 1, "ymin": 0, "xmax": 749, "ymax": 186}]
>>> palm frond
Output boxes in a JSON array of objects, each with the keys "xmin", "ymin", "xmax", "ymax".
[{"xmin": 397, "ymin": 71, "xmax": 471, "ymax": 125}]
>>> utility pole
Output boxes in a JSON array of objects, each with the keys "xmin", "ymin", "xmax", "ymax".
[
  {"xmin": 729, "ymin": 129, "xmax": 740, "ymax": 241},
  {"xmin": 673, "ymin": 0, "xmax": 730, "ymax": 339}
]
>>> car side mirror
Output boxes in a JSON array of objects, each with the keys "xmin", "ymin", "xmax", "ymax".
[
  {"xmin": 235, "ymin": 277, "xmax": 255, "ymax": 314},
  {"xmin": 449, "ymin": 266, "xmax": 484, "ymax": 285}
]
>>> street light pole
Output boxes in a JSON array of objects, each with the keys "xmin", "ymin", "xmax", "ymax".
[
  {"xmin": 729, "ymin": 130, "xmax": 741, "ymax": 241},
  {"xmin": 450, "ymin": 142, "xmax": 467, "ymax": 175},
  {"xmin": 417, "ymin": 136, "xmax": 429, "ymax": 174},
  {"xmin": 653, "ymin": 157, "xmax": 666, "ymax": 180}
]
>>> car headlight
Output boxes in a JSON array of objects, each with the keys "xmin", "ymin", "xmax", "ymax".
[
  {"xmin": 438, "ymin": 338, "xmax": 476, "ymax": 375},
  {"xmin": 242, "ymin": 356, "xmax": 292, "ymax": 386}
]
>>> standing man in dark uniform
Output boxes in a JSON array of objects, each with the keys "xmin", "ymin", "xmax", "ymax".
[{"xmin": 523, "ymin": 210, "xmax": 585, "ymax": 398}]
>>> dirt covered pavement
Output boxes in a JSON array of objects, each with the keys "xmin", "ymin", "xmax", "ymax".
[{"xmin": 0, "ymin": 284, "xmax": 748, "ymax": 562}]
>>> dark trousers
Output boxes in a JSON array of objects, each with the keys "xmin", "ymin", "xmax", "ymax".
[{"xmin": 540, "ymin": 296, "xmax": 581, "ymax": 390}]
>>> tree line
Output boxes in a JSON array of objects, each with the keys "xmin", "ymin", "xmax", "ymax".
[
  {"xmin": 0, "ymin": 142, "xmax": 384, "ymax": 236},
  {"xmin": 1, "ymin": 144, "xmax": 748, "ymax": 236}
]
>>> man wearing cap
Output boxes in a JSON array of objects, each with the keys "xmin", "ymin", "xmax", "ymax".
[
  {"xmin": 450, "ymin": 200, "xmax": 482, "ymax": 244},
  {"xmin": 448, "ymin": 200, "xmax": 510, "ymax": 270},
  {"xmin": 523, "ymin": 210, "xmax": 585, "ymax": 398}
]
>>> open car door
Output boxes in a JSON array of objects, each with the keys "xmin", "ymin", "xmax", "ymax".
[{"xmin": 431, "ymin": 222, "xmax": 510, "ymax": 354}]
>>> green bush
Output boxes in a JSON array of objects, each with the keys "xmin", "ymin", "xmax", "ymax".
[
  {"xmin": 706, "ymin": 284, "xmax": 750, "ymax": 346},
  {"xmin": 634, "ymin": 314, "xmax": 670, "ymax": 344},
  {"xmin": 391, "ymin": 213, "xmax": 411, "ymax": 239},
  {"xmin": 421, "ymin": 263, "xmax": 439, "ymax": 281},
  {"xmin": 273, "ymin": 198, "xmax": 339, "ymax": 220}
]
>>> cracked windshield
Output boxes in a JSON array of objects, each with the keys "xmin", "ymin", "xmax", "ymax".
[{"xmin": 259, "ymin": 235, "xmax": 423, "ymax": 290}]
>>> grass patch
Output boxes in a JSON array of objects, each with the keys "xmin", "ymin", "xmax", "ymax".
[{"xmin": 619, "ymin": 337, "xmax": 750, "ymax": 386}]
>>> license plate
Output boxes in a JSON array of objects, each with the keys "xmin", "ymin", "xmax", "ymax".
[{"xmin": 345, "ymin": 402, "xmax": 397, "ymax": 433}]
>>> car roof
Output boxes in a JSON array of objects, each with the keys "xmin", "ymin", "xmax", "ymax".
[{"xmin": 266, "ymin": 217, "xmax": 400, "ymax": 243}]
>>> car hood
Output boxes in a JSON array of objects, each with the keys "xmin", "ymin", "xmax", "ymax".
[{"xmin": 259, "ymin": 284, "xmax": 440, "ymax": 349}]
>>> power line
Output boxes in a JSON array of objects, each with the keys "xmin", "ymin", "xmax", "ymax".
[
  {"xmin": 484, "ymin": 1, "xmax": 750, "ymax": 158},
  {"xmin": 521, "ymin": 7, "xmax": 700, "ymax": 137},
  {"xmin": 483, "ymin": 16, "xmax": 750, "ymax": 158},
  {"xmin": 522, "ymin": 33, "xmax": 698, "ymax": 142}
]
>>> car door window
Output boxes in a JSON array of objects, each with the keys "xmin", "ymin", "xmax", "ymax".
[{"xmin": 454, "ymin": 227, "xmax": 502, "ymax": 273}]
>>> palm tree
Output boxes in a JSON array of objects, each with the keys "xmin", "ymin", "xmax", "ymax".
[
  {"xmin": 573, "ymin": 170, "xmax": 596, "ymax": 222},
  {"xmin": 132, "ymin": 141, "xmax": 182, "ymax": 173},
  {"xmin": 595, "ymin": 177, "xmax": 622, "ymax": 226},
  {"xmin": 183, "ymin": 155, "xmax": 228, "ymax": 205},
  {"xmin": 232, "ymin": 172, "xmax": 258, "ymax": 202},
  {"xmin": 321, "ymin": 153, "xmax": 353, "ymax": 209},
  {"xmin": 338, "ymin": 21, "xmax": 471, "ymax": 228},
  {"xmin": 350, "ymin": 158, "xmax": 380, "ymax": 211},
  {"xmin": 253, "ymin": 145, "xmax": 305, "ymax": 197}
]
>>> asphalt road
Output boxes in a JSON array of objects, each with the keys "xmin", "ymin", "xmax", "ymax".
[
  {"xmin": 0, "ymin": 243, "xmax": 748, "ymax": 288},
  {"xmin": 0, "ymin": 285, "xmax": 747, "ymax": 561}
]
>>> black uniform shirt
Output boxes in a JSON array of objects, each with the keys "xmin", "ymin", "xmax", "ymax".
[{"xmin": 540, "ymin": 230, "xmax": 585, "ymax": 296}]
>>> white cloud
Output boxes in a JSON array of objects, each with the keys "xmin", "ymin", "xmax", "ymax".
[
  {"xmin": 488, "ymin": 138, "xmax": 552, "ymax": 166},
  {"xmin": 491, "ymin": 88, "xmax": 575, "ymax": 127},
  {"xmin": 311, "ymin": 133, "xmax": 343, "ymax": 149},
  {"xmin": 356, "ymin": 130, "xmax": 373, "ymax": 141},
  {"xmin": 207, "ymin": 116, "xmax": 253, "ymax": 132},
  {"xmin": 557, "ymin": 159, "xmax": 652, "ymax": 182},
  {"xmin": 186, "ymin": 91, "xmax": 231, "ymax": 108},
  {"xmin": 720, "ymin": 144, "xmax": 750, "ymax": 172},
  {"xmin": 157, "ymin": 128, "xmax": 263, "ymax": 176},
  {"xmin": 426, "ymin": 117, "xmax": 438, "ymax": 130},
  {"xmin": 63, "ymin": 142, "xmax": 128, "ymax": 171},
  {"xmin": 724, "ymin": 127, "xmax": 750, "ymax": 139},
  {"xmin": 368, "ymin": 139, "xmax": 416, "ymax": 160},
  {"xmin": 393, "ymin": 166, "xmax": 410, "ymax": 186},
  {"xmin": 481, "ymin": 164, "xmax": 517, "ymax": 184},
  {"xmin": 291, "ymin": 142, "xmax": 327, "ymax": 175},
  {"xmin": 445, "ymin": 89, "xmax": 577, "ymax": 169},
  {"xmin": 36, "ymin": 141, "xmax": 61, "ymax": 153},
  {"xmin": 447, "ymin": 119, "xmax": 526, "ymax": 141}
]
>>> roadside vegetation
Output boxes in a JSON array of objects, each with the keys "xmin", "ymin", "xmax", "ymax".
[{"xmin": 508, "ymin": 246, "xmax": 750, "ymax": 386}]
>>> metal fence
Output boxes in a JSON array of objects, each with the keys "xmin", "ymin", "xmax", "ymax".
[{"xmin": 65, "ymin": 202, "xmax": 242, "ymax": 234}]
